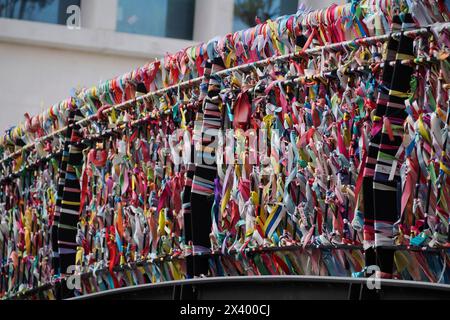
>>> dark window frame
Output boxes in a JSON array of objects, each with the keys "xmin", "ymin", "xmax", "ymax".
[
  {"xmin": 116, "ymin": 0, "xmax": 196, "ymax": 40},
  {"xmin": 0, "ymin": 0, "xmax": 81, "ymax": 25},
  {"xmin": 233, "ymin": 0, "xmax": 298, "ymax": 32}
]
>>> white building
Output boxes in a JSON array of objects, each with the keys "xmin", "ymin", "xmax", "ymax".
[{"xmin": 0, "ymin": 0, "xmax": 341, "ymax": 131}]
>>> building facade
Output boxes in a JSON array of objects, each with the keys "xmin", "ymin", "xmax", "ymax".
[{"xmin": 0, "ymin": 0, "xmax": 342, "ymax": 131}]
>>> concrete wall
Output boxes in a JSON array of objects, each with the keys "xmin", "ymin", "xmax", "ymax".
[
  {"xmin": 193, "ymin": 0, "xmax": 234, "ymax": 42},
  {"xmin": 0, "ymin": 0, "xmax": 344, "ymax": 132},
  {"xmin": 193, "ymin": 0, "xmax": 345, "ymax": 41},
  {"xmin": 81, "ymin": 0, "xmax": 118, "ymax": 30},
  {"xmin": 0, "ymin": 41, "xmax": 149, "ymax": 130},
  {"xmin": 0, "ymin": 18, "xmax": 195, "ymax": 131},
  {"xmin": 302, "ymin": 0, "xmax": 343, "ymax": 10}
]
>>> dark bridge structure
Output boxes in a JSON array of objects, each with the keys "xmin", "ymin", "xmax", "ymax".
[{"xmin": 70, "ymin": 276, "xmax": 450, "ymax": 300}]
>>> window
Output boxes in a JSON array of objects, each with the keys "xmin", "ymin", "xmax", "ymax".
[
  {"xmin": 0, "ymin": 0, "xmax": 80, "ymax": 25},
  {"xmin": 116, "ymin": 0, "xmax": 195, "ymax": 40},
  {"xmin": 233, "ymin": 0, "xmax": 298, "ymax": 32}
]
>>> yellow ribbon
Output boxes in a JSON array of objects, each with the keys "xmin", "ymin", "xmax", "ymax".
[
  {"xmin": 76, "ymin": 246, "xmax": 84, "ymax": 265},
  {"xmin": 440, "ymin": 159, "xmax": 450, "ymax": 175},
  {"xmin": 158, "ymin": 209, "xmax": 166, "ymax": 236},
  {"xmin": 221, "ymin": 188, "xmax": 231, "ymax": 214},
  {"xmin": 418, "ymin": 114, "xmax": 432, "ymax": 143}
]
